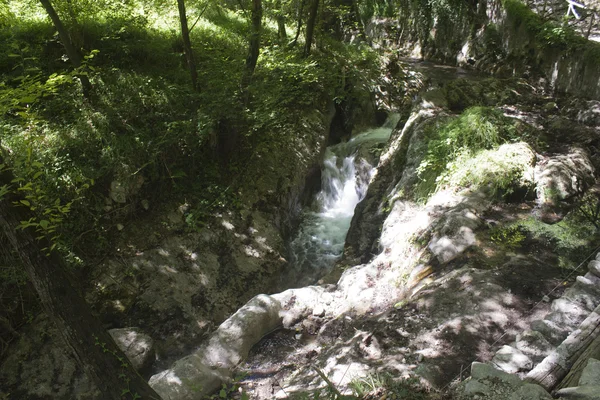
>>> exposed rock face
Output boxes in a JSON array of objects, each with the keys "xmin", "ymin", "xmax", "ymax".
[
  {"xmin": 367, "ymin": 0, "xmax": 600, "ymax": 100},
  {"xmin": 534, "ymin": 147, "xmax": 596, "ymax": 222}
]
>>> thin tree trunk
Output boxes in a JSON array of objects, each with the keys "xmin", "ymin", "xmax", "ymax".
[
  {"xmin": 0, "ymin": 162, "xmax": 160, "ymax": 400},
  {"xmin": 303, "ymin": 0, "xmax": 319, "ymax": 57},
  {"xmin": 276, "ymin": 0, "xmax": 287, "ymax": 39},
  {"xmin": 350, "ymin": 0, "xmax": 366, "ymax": 40},
  {"xmin": 38, "ymin": 0, "xmax": 91, "ymax": 97},
  {"xmin": 177, "ymin": 0, "xmax": 199, "ymax": 91},
  {"xmin": 292, "ymin": 0, "xmax": 306, "ymax": 45},
  {"xmin": 241, "ymin": 0, "xmax": 262, "ymax": 98}
]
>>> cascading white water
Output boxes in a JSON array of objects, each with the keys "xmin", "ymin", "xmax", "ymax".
[{"xmin": 281, "ymin": 115, "xmax": 400, "ymax": 289}]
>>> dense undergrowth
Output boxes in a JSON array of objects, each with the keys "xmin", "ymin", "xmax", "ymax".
[
  {"xmin": 0, "ymin": 1, "xmax": 380, "ymax": 359},
  {"xmin": 414, "ymin": 106, "xmax": 533, "ymax": 200}
]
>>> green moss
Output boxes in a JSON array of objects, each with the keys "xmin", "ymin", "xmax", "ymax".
[{"xmin": 514, "ymin": 215, "xmax": 598, "ymax": 269}]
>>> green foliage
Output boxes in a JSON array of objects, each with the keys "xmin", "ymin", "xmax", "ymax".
[
  {"xmin": 349, "ymin": 374, "xmax": 433, "ymax": 399},
  {"xmin": 415, "ymin": 107, "xmax": 520, "ymax": 199},
  {"xmin": 501, "ymin": 0, "xmax": 599, "ymax": 53},
  {"xmin": 575, "ymin": 190, "xmax": 600, "ymax": 230},
  {"xmin": 508, "ymin": 214, "xmax": 599, "ymax": 271},
  {"xmin": 93, "ymin": 335, "xmax": 142, "ymax": 400},
  {"xmin": 439, "ymin": 143, "xmax": 535, "ymax": 197},
  {"xmin": 489, "ymin": 225, "xmax": 526, "ymax": 250}
]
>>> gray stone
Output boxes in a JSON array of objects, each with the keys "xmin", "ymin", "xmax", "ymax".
[
  {"xmin": 579, "ymin": 358, "xmax": 600, "ymax": 386},
  {"xmin": 577, "ymin": 101, "xmax": 600, "ymax": 126},
  {"xmin": 312, "ymin": 305, "xmax": 325, "ymax": 317},
  {"xmin": 574, "ymin": 276, "xmax": 600, "ymax": 296},
  {"xmin": 510, "ymin": 383, "xmax": 552, "ymax": 400},
  {"xmin": 150, "ymin": 294, "xmax": 283, "ymax": 399},
  {"xmin": 534, "ymin": 147, "xmax": 595, "ymax": 217},
  {"xmin": 108, "ymin": 327, "xmax": 155, "ymax": 373},
  {"xmin": 556, "ymin": 386, "xmax": 600, "ymax": 399},
  {"xmin": 545, "ymin": 305, "xmax": 589, "ymax": 331},
  {"xmin": 492, "ymin": 345, "xmax": 533, "ymax": 373},
  {"xmin": 470, "ymin": 362, "xmax": 522, "ymax": 387},
  {"xmin": 109, "ymin": 181, "xmax": 127, "ymax": 204},
  {"xmin": 515, "ymin": 330, "xmax": 554, "ymax": 364},
  {"xmin": 587, "ymin": 261, "xmax": 600, "ymax": 278},
  {"xmin": 149, "ymin": 357, "xmax": 227, "ymax": 399},
  {"xmin": 201, "ymin": 294, "xmax": 282, "ymax": 368},
  {"xmin": 531, "ymin": 319, "xmax": 572, "ymax": 345},
  {"xmin": 596, "ymin": 252, "xmax": 600, "ymax": 262},
  {"xmin": 428, "ymin": 207, "xmax": 480, "ymax": 264},
  {"xmin": 563, "ymin": 286, "xmax": 600, "ymax": 312},
  {"xmin": 463, "ymin": 379, "xmax": 491, "ymax": 396}
]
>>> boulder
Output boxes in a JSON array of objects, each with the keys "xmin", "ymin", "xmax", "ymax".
[
  {"xmin": 588, "ymin": 261, "xmax": 600, "ymax": 278},
  {"xmin": 534, "ymin": 148, "xmax": 595, "ymax": 221},
  {"xmin": 492, "ymin": 345, "xmax": 533, "ymax": 373},
  {"xmin": 108, "ymin": 327, "xmax": 155, "ymax": 374},
  {"xmin": 515, "ymin": 330, "xmax": 554, "ymax": 364},
  {"xmin": 579, "ymin": 358, "xmax": 600, "ymax": 387},
  {"xmin": 555, "ymin": 386, "xmax": 600, "ymax": 399},
  {"xmin": 470, "ymin": 362, "xmax": 522, "ymax": 386},
  {"xmin": 150, "ymin": 294, "xmax": 283, "ymax": 399},
  {"xmin": 511, "ymin": 383, "xmax": 552, "ymax": 400}
]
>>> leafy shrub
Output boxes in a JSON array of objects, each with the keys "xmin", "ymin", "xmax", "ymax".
[
  {"xmin": 415, "ymin": 106, "xmax": 520, "ymax": 199},
  {"xmin": 439, "ymin": 142, "xmax": 535, "ymax": 197}
]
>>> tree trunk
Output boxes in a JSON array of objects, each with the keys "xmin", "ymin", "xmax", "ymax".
[
  {"xmin": 292, "ymin": 0, "xmax": 306, "ymax": 45},
  {"xmin": 276, "ymin": 0, "xmax": 287, "ymax": 39},
  {"xmin": 241, "ymin": 0, "xmax": 262, "ymax": 98},
  {"xmin": 38, "ymin": 0, "xmax": 91, "ymax": 97},
  {"xmin": 0, "ymin": 162, "xmax": 160, "ymax": 400},
  {"xmin": 303, "ymin": 0, "xmax": 319, "ymax": 57},
  {"xmin": 177, "ymin": 0, "xmax": 199, "ymax": 91}
]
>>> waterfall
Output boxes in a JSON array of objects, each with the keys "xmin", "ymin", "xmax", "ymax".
[{"xmin": 280, "ymin": 114, "xmax": 400, "ymax": 289}]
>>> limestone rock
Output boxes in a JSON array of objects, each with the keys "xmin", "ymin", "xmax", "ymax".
[
  {"xmin": 150, "ymin": 294, "xmax": 283, "ymax": 399},
  {"xmin": 556, "ymin": 386, "xmax": 600, "ymax": 399},
  {"xmin": 108, "ymin": 327, "xmax": 155, "ymax": 373},
  {"xmin": 510, "ymin": 383, "xmax": 552, "ymax": 400},
  {"xmin": 515, "ymin": 330, "xmax": 554, "ymax": 364},
  {"xmin": 588, "ymin": 260, "xmax": 600, "ymax": 278},
  {"xmin": 463, "ymin": 379, "xmax": 491, "ymax": 396},
  {"xmin": 579, "ymin": 358, "xmax": 600, "ymax": 386},
  {"xmin": 470, "ymin": 362, "xmax": 522, "ymax": 386},
  {"xmin": 428, "ymin": 206, "xmax": 481, "ymax": 264},
  {"xmin": 562, "ymin": 286, "xmax": 600, "ymax": 313},
  {"xmin": 492, "ymin": 345, "xmax": 533, "ymax": 373},
  {"xmin": 149, "ymin": 357, "xmax": 226, "ymax": 399},
  {"xmin": 534, "ymin": 147, "xmax": 595, "ymax": 221},
  {"xmin": 531, "ymin": 318, "xmax": 572, "ymax": 345},
  {"xmin": 577, "ymin": 101, "xmax": 600, "ymax": 126}
]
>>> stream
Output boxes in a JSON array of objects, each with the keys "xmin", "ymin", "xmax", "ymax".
[{"xmin": 278, "ymin": 115, "xmax": 401, "ymax": 290}]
